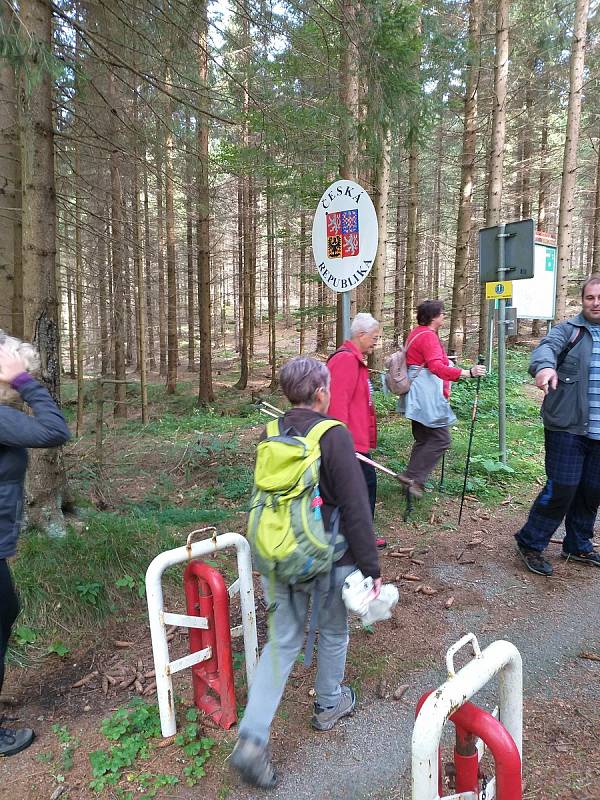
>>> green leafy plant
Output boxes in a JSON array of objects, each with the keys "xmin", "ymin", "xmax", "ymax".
[
  {"xmin": 75, "ymin": 581, "xmax": 103, "ymax": 605},
  {"xmin": 13, "ymin": 625, "xmax": 37, "ymax": 646},
  {"xmin": 47, "ymin": 641, "xmax": 70, "ymax": 658},
  {"xmin": 51, "ymin": 724, "xmax": 79, "ymax": 772}
]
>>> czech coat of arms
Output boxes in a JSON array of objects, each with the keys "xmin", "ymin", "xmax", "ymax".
[{"xmin": 326, "ymin": 209, "xmax": 359, "ymax": 259}]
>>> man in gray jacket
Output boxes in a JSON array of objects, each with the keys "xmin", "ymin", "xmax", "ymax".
[{"xmin": 515, "ymin": 274, "xmax": 600, "ymax": 576}]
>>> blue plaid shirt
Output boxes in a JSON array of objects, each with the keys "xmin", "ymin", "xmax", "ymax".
[{"xmin": 588, "ymin": 325, "xmax": 600, "ymax": 439}]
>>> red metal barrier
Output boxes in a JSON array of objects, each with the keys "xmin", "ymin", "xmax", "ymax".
[
  {"xmin": 416, "ymin": 693, "xmax": 522, "ymax": 799},
  {"xmin": 183, "ymin": 560, "xmax": 236, "ymax": 729}
]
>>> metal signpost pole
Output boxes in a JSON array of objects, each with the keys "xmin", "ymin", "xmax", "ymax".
[
  {"xmin": 341, "ymin": 291, "xmax": 351, "ymax": 340},
  {"xmin": 497, "ymin": 223, "xmax": 507, "ymax": 464}
]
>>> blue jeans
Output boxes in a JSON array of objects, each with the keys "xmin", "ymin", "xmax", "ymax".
[
  {"xmin": 515, "ymin": 430, "xmax": 600, "ymax": 554},
  {"xmin": 238, "ymin": 565, "xmax": 355, "ymax": 745}
]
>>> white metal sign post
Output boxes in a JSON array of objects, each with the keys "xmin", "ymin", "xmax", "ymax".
[{"xmin": 312, "ymin": 180, "xmax": 378, "ymax": 340}]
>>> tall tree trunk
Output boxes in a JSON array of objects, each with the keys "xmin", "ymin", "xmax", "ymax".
[
  {"xmin": 74, "ymin": 146, "xmax": 84, "ymax": 435},
  {"xmin": 132, "ymin": 108, "xmax": 148, "ymax": 423},
  {"xmin": 155, "ymin": 144, "xmax": 167, "ymax": 376},
  {"xmin": 267, "ymin": 182, "xmax": 276, "ymax": 387},
  {"xmin": 555, "ymin": 0, "xmax": 590, "ymax": 321},
  {"xmin": 110, "ymin": 148, "xmax": 127, "ymax": 419},
  {"xmin": 142, "ymin": 157, "xmax": 156, "ymax": 370},
  {"xmin": 164, "ymin": 83, "xmax": 178, "ymax": 394},
  {"xmin": 394, "ymin": 162, "xmax": 406, "ymax": 347},
  {"xmin": 299, "ymin": 210, "xmax": 307, "ymax": 352},
  {"xmin": 369, "ymin": 126, "xmax": 391, "ymax": 369},
  {"xmin": 235, "ymin": 3, "xmax": 251, "ymax": 389},
  {"xmin": 337, "ymin": 0, "xmax": 360, "ymax": 345},
  {"xmin": 185, "ymin": 109, "xmax": 195, "ymax": 371},
  {"xmin": 197, "ymin": 2, "xmax": 214, "ymax": 403},
  {"xmin": 403, "ymin": 138, "xmax": 419, "ymax": 339},
  {"xmin": 448, "ymin": 0, "xmax": 482, "ymax": 355},
  {"xmin": 0, "ymin": 2, "xmax": 18, "ymax": 330},
  {"xmin": 19, "ymin": 0, "xmax": 68, "ymax": 535},
  {"xmin": 592, "ymin": 127, "xmax": 600, "ymax": 273},
  {"xmin": 479, "ymin": 0, "xmax": 509, "ymax": 355}
]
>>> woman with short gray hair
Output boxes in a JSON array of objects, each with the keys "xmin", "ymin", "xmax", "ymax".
[
  {"xmin": 230, "ymin": 355, "xmax": 381, "ymax": 789},
  {"xmin": 327, "ymin": 314, "xmax": 389, "ymax": 547}
]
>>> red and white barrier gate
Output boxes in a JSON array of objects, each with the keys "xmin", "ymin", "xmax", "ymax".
[
  {"xmin": 412, "ymin": 633, "xmax": 522, "ymax": 800},
  {"xmin": 146, "ymin": 528, "xmax": 258, "ymax": 738}
]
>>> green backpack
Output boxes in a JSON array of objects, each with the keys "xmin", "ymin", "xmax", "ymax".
[{"xmin": 247, "ymin": 416, "xmax": 347, "ymax": 585}]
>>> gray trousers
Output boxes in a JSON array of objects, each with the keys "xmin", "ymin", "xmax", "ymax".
[
  {"xmin": 405, "ymin": 420, "xmax": 451, "ymax": 486},
  {"xmin": 238, "ymin": 564, "xmax": 355, "ymax": 745}
]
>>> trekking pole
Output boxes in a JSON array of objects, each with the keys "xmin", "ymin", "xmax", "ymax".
[
  {"xmin": 440, "ymin": 452, "xmax": 446, "ymax": 490},
  {"xmin": 458, "ymin": 356, "xmax": 485, "ymax": 524}
]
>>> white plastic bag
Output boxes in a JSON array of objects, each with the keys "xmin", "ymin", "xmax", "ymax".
[{"xmin": 341, "ymin": 569, "xmax": 399, "ymax": 626}]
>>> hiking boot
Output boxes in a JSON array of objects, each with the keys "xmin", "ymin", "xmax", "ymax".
[
  {"xmin": 0, "ymin": 723, "xmax": 34, "ymax": 757},
  {"xmin": 397, "ymin": 472, "xmax": 413, "ymax": 487},
  {"xmin": 228, "ymin": 735, "xmax": 277, "ymax": 789},
  {"xmin": 311, "ymin": 685, "xmax": 356, "ymax": 731},
  {"xmin": 516, "ymin": 545, "xmax": 553, "ymax": 576},
  {"xmin": 408, "ymin": 483, "xmax": 424, "ymax": 499},
  {"xmin": 561, "ymin": 550, "xmax": 600, "ymax": 567},
  {"xmin": 375, "ymin": 536, "xmax": 387, "ymax": 549}
]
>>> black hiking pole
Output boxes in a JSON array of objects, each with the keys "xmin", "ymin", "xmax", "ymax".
[
  {"xmin": 440, "ymin": 452, "xmax": 446, "ymax": 490},
  {"xmin": 458, "ymin": 356, "xmax": 485, "ymax": 524}
]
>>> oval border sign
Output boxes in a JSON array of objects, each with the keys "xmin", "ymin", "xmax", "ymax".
[{"xmin": 311, "ymin": 179, "xmax": 378, "ymax": 293}]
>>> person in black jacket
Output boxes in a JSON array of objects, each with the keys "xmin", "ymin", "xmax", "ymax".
[
  {"xmin": 0, "ymin": 341, "xmax": 71, "ymax": 756},
  {"xmin": 230, "ymin": 356, "xmax": 381, "ymax": 790}
]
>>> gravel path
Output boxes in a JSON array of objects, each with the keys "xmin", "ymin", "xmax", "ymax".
[{"xmin": 229, "ymin": 552, "xmax": 600, "ymax": 800}]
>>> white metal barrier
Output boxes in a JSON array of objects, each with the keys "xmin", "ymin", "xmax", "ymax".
[
  {"xmin": 412, "ymin": 633, "xmax": 522, "ymax": 800},
  {"xmin": 145, "ymin": 527, "xmax": 259, "ymax": 737}
]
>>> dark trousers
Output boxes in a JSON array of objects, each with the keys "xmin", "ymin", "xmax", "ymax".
[
  {"xmin": 0, "ymin": 559, "xmax": 20, "ymax": 696},
  {"xmin": 405, "ymin": 421, "xmax": 451, "ymax": 487},
  {"xmin": 359, "ymin": 456, "xmax": 377, "ymax": 519},
  {"xmin": 516, "ymin": 430, "xmax": 600, "ymax": 555}
]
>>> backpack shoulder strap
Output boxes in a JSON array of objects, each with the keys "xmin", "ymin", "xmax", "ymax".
[
  {"xmin": 326, "ymin": 347, "xmax": 353, "ymax": 364},
  {"xmin": 556, "ymin": 325, "xmax": 584, "ymax": 369},
  {"xmin": 265, "ymin": 418, "xmax": 282, "ymax": 438},
  {"xmin": 304, "ymin": 418, "xmax": 343, "ymax": 445}
]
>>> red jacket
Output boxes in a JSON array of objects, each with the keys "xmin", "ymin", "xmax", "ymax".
[
  {"xmin": 405, "ymin": 326, "xmax": 462, "ymax": 399},
  {"xmin": 327, "ymin": 339, "xmax": 377, "ymax": 453}
]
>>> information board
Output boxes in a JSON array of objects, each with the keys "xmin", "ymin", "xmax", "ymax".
[{"xmin": 512, "ymin": 242, "xmax": 557, "ymax": 320}]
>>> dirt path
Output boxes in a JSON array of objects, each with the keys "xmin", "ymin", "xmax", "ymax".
[{"xmin": 2, "ymin": 502, "xmax": 599, "ymax": 800}]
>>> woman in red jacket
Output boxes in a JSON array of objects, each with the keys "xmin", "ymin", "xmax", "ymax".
[{"xmin": 402, "ymin": 300, "xmax": 485, "ymax": 498}]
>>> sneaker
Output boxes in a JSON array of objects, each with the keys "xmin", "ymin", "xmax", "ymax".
[
  {"xmin": 375, "ymin": 536, "xmax": 387, "ymax": 549},
  {"xmin": 408, "ymin": 483, "xmax": 424, "ymax": 499},
  {"xmin": 229, "ymin": 735, "xmax": 277, "ymax": 789},
  {"xmin": 311, "ymin": 685, "xmax": 356, "ymax": 732},
  {"xmin": 516, "ymin": 545, "xmax": 553, "ymax": 576},
  {"xmin": 397, "ymin": 472, "xmax": 413, "ymax": 487},
  {"xmin": 561, "ymin": 550, "xmax": 600, "ymax": 567},
  {"xmin": 0, "ymin": 724, "xmax": 35, "ymax": 757}
]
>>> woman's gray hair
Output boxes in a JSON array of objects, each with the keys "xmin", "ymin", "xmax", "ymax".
[
  {"xmin": 350, "ymin": 312, "xmax": 379, "ymax": 336},
  {"xmin": 279, "ymin": 356, "xmax": 330, "ymax": 406},
  {"xmin": 0, "ymin": 331, "xmax": 40, "ymax": 405}
]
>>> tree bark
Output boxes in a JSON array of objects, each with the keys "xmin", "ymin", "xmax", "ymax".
[
  {"xmin": 185, "ymin": 109, "xmax": 195, "ymax": 371},
  {"xmin": 155, "ymin": 141, "xmax": 167, "ymax": 377},
  {"xmin": 142, "ymin": 156, "xmax": 156, "ymax": 371},
  {"xmin": 592, "ymin": 127, "xmax": 600, "ymax": 273},
  {"xmin": 369, "ymin": 126, "xmax": 391, "ymax": 370},
  {"xmin": 337, "ymin": 0, "xmax": 360, "ymax": 345},
  {"xmin": 197, "ymin": 1, "xmax": 214, "ymax": 403},
  {"xmin": 0, "ymin": 2, "xmax": 18, "ymax": 331},
  {"xmin": 555, "ymin": 0, "xmax": 590, "ymax": 321},
  {"xmin": 299, "ymin": 210, "xmax": 307, "ymax": 352},
  {"xmin": 403, "ymin": 137, "xmax": 419, "ymax": 339},
  {"xmin": 479, "ymin": 0, "xmax": 509, "ymax": 355},
  {"xmin": 448, "ymin": 0, "xmax": 482, "ymax": 355},
  {"xmin": 19, "ymin": 0, "xmax": 68, "ymax": 535}
]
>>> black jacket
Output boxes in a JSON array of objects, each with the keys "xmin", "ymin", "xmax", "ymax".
[
  {"xmin": 0, "ymin": 377, "xmax": 71, "ymax": 559},
  {"xmin": 264, "ymin": 407, "xmax": 380, "ymax": 579}
]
